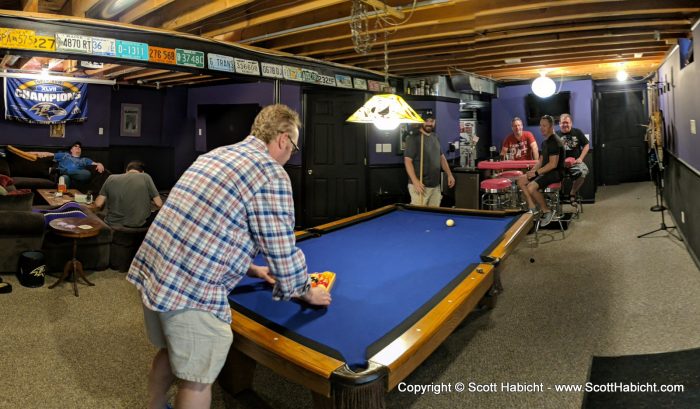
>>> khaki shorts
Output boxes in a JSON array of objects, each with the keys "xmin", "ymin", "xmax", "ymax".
[
  {"xmin": 142, "ymin": 305, "xmax": 233, "ymax": 384},
  {"xmin": 408, "ymin": 184, "xmax": 442, "ymax": 207}
]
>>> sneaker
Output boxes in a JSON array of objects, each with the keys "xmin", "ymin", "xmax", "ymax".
[{"xmin": 540, "ymin": 210, "xmax": 555, "ymax": 227}]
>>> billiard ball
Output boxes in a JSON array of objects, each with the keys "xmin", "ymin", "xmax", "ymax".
[{"xmin": 446, "ymin": 219, "xmax": 455, "ymax": 227}]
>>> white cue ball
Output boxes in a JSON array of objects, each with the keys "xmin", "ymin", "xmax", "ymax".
[{"xmin": 446, "ymin": 219, "xmax": 455, "ymax": 227}]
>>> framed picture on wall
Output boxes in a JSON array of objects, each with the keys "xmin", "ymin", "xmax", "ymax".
[
  {"xmin": 120, "ymin": 103, "xmax": 141, "ymax": 137},
  {"xmin": 49, "ymin": 123, "xmax": 65, "ymax": 138}
]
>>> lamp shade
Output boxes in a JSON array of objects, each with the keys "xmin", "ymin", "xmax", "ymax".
[
  {"xmin": 531, "ymin": 73, "xmax": 556, "ymax": 98},
  {"xmin": 347, "ymin": 94, "xmax": 424, "ymax": 130}
]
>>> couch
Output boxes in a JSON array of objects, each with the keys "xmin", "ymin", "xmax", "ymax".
[
  {"xmin": 0, "ymin": 192, "xmax": 45, "ymax": 273},
  {"xmin": 0, "ymin": 146, "xmax": 110, "ymax": 195},
  {"xmin": 0, "ymin": 148, "xmax": 57, "ymax": 191}
]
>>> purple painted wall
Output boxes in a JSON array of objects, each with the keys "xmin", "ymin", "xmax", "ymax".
[
  {"xmin": 110, "ymin": 86, "xmax": 165, "ymax": 146},
  {"xmin": 368, "ymin": 98, "xmax": 460, "ymax": 165},
  {"xmin": 188, "ymin": 82, "xmax": 274, "ymax": 151},
  {"xmin": 0, "ymin": 84, "xmax": 111, "ymax": 147},
  {"xmin": 491, "ymin": 79, "xmax": 593, "ymax": 149},
  {"xmin": 658, "ymin": 23, "xmax": 700, "ymax": 172}
]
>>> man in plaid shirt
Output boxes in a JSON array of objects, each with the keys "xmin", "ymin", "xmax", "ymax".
[{"xmin": 127, "ymin": 104, "xmax": 331, "ymax": 409}]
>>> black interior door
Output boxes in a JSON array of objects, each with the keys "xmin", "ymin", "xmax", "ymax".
[
  {"xmin": 303, "ymin": 92, "xmax": 367, "ymax": 227},
  {"xmin": 198, "ymin": 104, "xmax": 261, "ymax": 151},
  {"xmin": 596, "ymin": 90, "xmax": 648, "ymax": 184}
]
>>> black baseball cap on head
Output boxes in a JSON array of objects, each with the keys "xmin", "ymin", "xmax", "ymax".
[
  {"xmin": 69, "ymin": 141, "xmax": 82, "ymax": 149},
  {"xmin": 422, "ymin": 110, "xmax": 435, "ymax": 120}
]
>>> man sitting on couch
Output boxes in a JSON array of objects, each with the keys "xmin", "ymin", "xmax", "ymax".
[{"xmin": 34, "ymin": 141, "xmax": 105, "ymax": 188}]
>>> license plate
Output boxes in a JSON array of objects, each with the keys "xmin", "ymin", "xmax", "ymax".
[
  {"xmin": 150, "ymin": 46, "xmax": 176, "ymax": 65},
  {"xmin": 234, "ymin": 58, "xmax": 260, "ymax": 76},
  {"xmin": 92, "ymin": 37, "xmax": 116, "ymax": 57},
  {"xmin": 176, "ymin": 48, "xmax": 205, "ymax": 68},
  {"xmin": 116, "ymin": 40, "xmax": 149, "ymax": 60},
  {"xmin": 207, "ymin": 53, "xmax": 233, "ymax": 72},
  {"xmin": 56, "ymin": 33, "xmax": 92, "ymax": 54}
]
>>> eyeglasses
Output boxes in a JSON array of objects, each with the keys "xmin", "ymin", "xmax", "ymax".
[{"xmin": 287, "ymin": 134, "xmax": 300, "ymax": 154}]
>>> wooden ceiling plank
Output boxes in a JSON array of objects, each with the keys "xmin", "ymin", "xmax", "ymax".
[
  {"xmin": 122, "ymin": 69, "xmax": 171, "ymax": 81},
  {"xmin": 202, "ymin": 0, "xmax": 347, "ymax": 38},
  {"xmin": 395, "ymin": 49, "xmax": 667, "ymax": 75},
  {"xmin": 161, "ymin": 0, "xmax": 256, "ymax": 31},
  {"xmin": 118, "ymin": 0, "xmax": 176, "ymax": 24},
  {"xmin": 22, "ymin": 0, "xmax": 38, "ymax": 12},
  {"xmin": 247, "ymin": 0, "xmax": 618, "ymax": 49},
  {"xmin": 394, "ymin": 47, "xmax": 669, "ymax": 75},
  {"xmin": 157, "ymin": 74, "xmax": 211, "ymax": 85},
  {"xmin": 295, "ymin": 18, "xmax": 692, "ymax": 58},
  {"xmin": 327, "ymin": 22, "xmax": 689, "ymax": 62},
  {"xmin": 254, "ymin": 0, "xmax": 697, "ymax": 52},
  {"xmin": 104, "ymin": 66, "xmax": 146, "ymax": 78},
  {"xmin": 360, "ymin": 0, "xmax": 404, "ymax": 20},
  {"xmin": 359, "ymin": 37, "xmax": 671, "ymax": 69},
  {"xmin": 138, "ymin": 71, "xmax": 196, "ymax": 81}
]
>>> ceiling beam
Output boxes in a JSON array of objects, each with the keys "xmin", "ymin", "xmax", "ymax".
[
  {"xmin": 360, "ymin": 0, "xmax": 404, "ymax": 20},
  {"xmin": 22, "ymin": 0, "xmax": 38, "ymax": 12},
  {"xmin": 392, "ymin": 45, "xmax": 668, "ymax": 74},
  {"xmin": 118, "ymin": 0, "xmax": 176, "ymax": 24},
  {"xmin": 202, "ymin": 0, "xmax": 347, "ymax": 38},
  {"xmin": 257, "ymin": 1, "xmax": 698, "ymax": 55},
  {"xmin": 159, "ymin": 0, "xmax": 256, "ymax": 31},
  {"xmin": 358, "ymin": 36, "xmax": 672, "ymax": 70}
]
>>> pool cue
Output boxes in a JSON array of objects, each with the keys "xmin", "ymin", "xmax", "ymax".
[{"xmin": 419, "ymin": 132, "xmax": 424, "ymax": 204}]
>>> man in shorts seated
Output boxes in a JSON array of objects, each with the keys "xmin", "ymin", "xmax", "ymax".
[
  {"xmin": 557, "ymin": 113, "xmax": 589, "ymax": 207},
  {"xmin": 517, "ymin": 115, "xmax": 565, "ymax": 227}
]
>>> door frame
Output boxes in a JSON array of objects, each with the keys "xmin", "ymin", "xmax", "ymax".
[
  {"xmin": 300, "ymin": 88, "xmax": 369, "ymax": 227},
  {"xmin": 593, "ymin": 81, "xmax": 648, "ymax": 186}
]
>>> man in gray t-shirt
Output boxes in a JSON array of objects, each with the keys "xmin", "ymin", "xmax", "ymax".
[
  {"xmin": 95, "ymin": 161, "xmax": 163, "ymax": 227},
  {"xmin": 403, "ymin": 114, "xmax": 455, "ymax": 206}
]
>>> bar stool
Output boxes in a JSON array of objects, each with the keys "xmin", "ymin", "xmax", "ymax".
[
  {"xmin": 499, "ymin": 170, "xmax": 524, "ymax": 210},
  {"xmin": 535, "ymin": 182, "xmax": 565, "ymax": 240},
  {"xmin": 563, "ymin": 157, "xmax": 583, "ymax": 218},
  {"xmin": 480, "ymin": 178, "xmax": 512, "ymax": 210}
]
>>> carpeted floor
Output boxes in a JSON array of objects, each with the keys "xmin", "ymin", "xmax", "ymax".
[{"xmin": 1, "ymin": 181, "xmax": 698, "ymax": 409}]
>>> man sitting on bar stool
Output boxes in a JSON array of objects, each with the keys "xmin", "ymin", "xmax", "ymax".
[
  {"xmin": 556, "ymin": 113, "xmax": 589, "ymax": 208},
  {"xmin": 517, "ymin": 115, "xmax": 565, "ymax": 226},
  {"xmin": 500, "ymin": 116, "xmax": 539, "ymax": 161}
]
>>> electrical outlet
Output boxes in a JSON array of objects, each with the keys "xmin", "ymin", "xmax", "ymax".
[
  {"xmin": 98, "ymin": 127, "xmax": 103, "ymax": 135},
  {"xmin": 376, "ymin": 144, "xmax": 382, "ymax": 153},
  {"xmin": 198, "ymin": 128, "xmax": 202, "ymax": 136},
  {"xmin": 691, "ymin": 120, "xmax": 697, "ymax": 135},
  {"xmin": 681, "ymin": 211, "xmax": 685, "ymax": 223},
  {"xmin": 382, "ymin": 143, "xmax": 392, "ymax": 153}
]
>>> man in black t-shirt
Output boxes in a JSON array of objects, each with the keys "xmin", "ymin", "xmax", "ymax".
[
  {"xmin": 517, "ymin": 115, "xmax": 565, "ymax": 227},
  {"xmin": 557, "ymin": 113, "xmax": 589, "ymax": 206}
]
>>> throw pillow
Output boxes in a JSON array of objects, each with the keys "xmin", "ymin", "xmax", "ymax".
[
  {"xmin": 0, "ymin": 185, "xmax": 6, "ymax": 195},
  {"xmin": 0, "ymin": 174, "xmax": 13, "ymax": 187}
]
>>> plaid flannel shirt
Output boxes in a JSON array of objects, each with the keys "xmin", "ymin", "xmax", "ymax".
[{"xmin": 127, "ymin": 136, "xmax": 309, "ymax": 323}]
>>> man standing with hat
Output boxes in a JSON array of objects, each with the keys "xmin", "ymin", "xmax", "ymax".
[{"xmin": 403, "ymin": 111, "xmax": 455, "ymax": 206}]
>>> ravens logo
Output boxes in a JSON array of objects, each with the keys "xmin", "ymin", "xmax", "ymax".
[{"xmin": 29, "ymin": 102, "xmax": 68, "ymax": 121}]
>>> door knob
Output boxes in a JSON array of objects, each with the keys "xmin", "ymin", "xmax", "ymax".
[{"xmin": 307, "ymin": 169, "xmax": 313, "ymax": 175}]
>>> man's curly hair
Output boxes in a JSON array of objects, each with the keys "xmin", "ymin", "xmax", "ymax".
[{"xmin": 251, "ymin": 104, "xmax": 301, "ymax": 143}]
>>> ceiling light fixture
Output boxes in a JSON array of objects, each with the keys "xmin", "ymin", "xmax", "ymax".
[
  {"xmin": 531, "ymin": 72, "xmax": 556, "ymax": 98},
  {"xmin": 347, "ymin": 1, "xmax": 423, "ymax": 130},
  {"xmin": 616, "ymin": 69, "xmax": 629, "ymax": 82}
]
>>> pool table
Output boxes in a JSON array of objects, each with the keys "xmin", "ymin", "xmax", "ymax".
[{"xmin": 220, "ymin": 204, "xmax": 533, "ymax": 408}]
